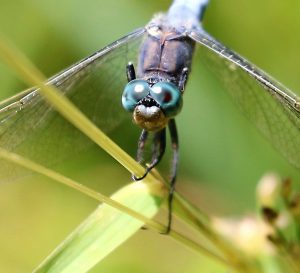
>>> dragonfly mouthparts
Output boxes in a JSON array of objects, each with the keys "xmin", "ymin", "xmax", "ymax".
[
  {"xmin": 133, "ymin": 95, "xmax": 168, "ymax": 131},
  {"xmin": 138, "ymin": 95, "xmax": 160, "ymax": 108}
]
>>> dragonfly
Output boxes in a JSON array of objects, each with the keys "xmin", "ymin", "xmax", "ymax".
[{"xmin": 0, "ymin": 0, "xmax": 299, "ymax": 233}]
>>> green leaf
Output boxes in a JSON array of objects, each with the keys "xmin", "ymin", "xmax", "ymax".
[{"xmin": 34, "ymin": 181, "xmax": 163, "ymax": 273}]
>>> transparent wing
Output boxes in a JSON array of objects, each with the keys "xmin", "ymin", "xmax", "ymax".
[
  {"xmin": 189, "ymin": 28, "xmax": 300, "ymax": 169},
  {"xmin": 0, "ymin": 28, "xmax": 146, "ymax": 181}
]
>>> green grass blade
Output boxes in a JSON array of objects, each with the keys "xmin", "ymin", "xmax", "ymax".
[{"xmin": 0, "ymin": 147, "xmax": 165, "ymax": 229}]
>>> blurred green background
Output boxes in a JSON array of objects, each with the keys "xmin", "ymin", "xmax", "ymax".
[{"xmin": 0, "ymin": 0, "xmax": 300, "ymax": 272}]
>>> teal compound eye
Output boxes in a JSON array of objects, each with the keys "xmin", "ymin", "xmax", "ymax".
[
  {"xmin": 122, "ymin": 80, "xmax": 150, "ymax": 111},
  {"xmin": 150, "ymin": 81, "xmax": 183, "ymax": 117}
]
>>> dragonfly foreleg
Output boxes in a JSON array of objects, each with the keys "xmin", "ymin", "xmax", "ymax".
[
  {"xmin": 126, "ymin": 62, "xmax": 136, "ymax": 82},
  {"xmin": 150, "ymin": 128, "xmax": 166, "ymax": 169},
  {"xmin": 132, "ymin": 128, "xmax": 166, "ymax": 181},
  {"xmin": 136, "ymin": 129, "xmax": 148, "ymax": 163}
]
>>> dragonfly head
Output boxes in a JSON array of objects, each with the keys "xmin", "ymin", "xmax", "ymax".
[{"xmin": 122, "ymin": 79, "xmax": 182, "ymax": 131}]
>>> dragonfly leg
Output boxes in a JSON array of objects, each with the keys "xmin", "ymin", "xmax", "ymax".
[
  {"xmin": 136, "ymin": 129, "xmax": 148, "ymax": 164},
  {"xmin": 162, "ymin": 118, "xmax": 179, "ymax": 234},
  {"xmin": 126, "ymin": 62, "xmax": 136, "ymax": 82},
  {"xmin": 151, "ymin": 129, "xmax": 164, "ymax": 163},
  {"xmin": 178, "ymin": 67, "xmax": 189, "ymax": 92},
  {"xmin": 151, "ymin": 128, "xmax": 167, "ymax": 169},
  {"xmin": 133, "ymin": 128, "xmax": 166, "ymax": 181},
  {"xmin": 131, "ymin": 130, "xmax": 148, "ymax": 181}
]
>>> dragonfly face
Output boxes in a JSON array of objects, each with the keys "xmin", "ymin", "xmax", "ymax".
[{"xmin": 122, "ymin": 79, "xmax": 182, "ymax": 131}]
